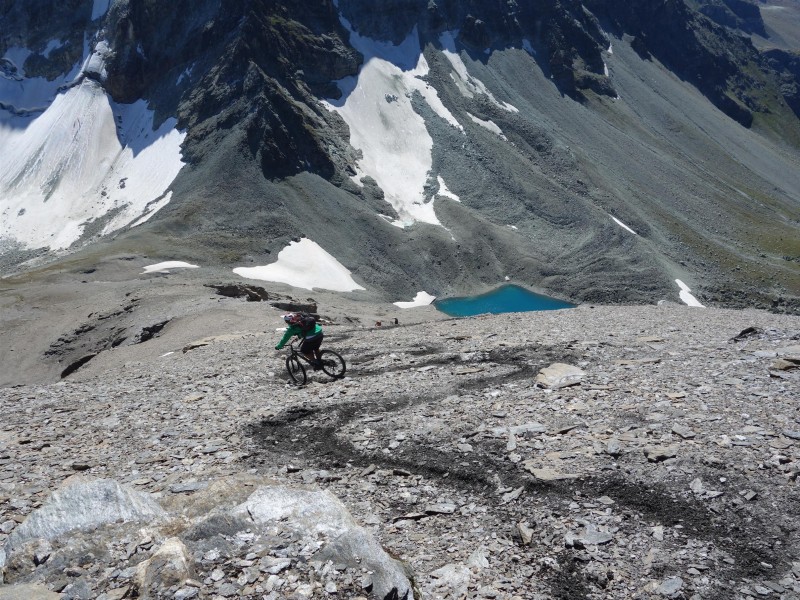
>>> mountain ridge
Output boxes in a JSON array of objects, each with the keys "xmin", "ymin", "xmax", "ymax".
[{"xmin": 0, "ymin": 0, "xmax": 798, "ymax": 310}]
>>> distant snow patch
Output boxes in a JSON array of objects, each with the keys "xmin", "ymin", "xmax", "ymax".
[
  {"xmin": 604, "ymin": 61, "xmax": 609, "ymax": 77},
  {"xmin": 437, "ymin": 176, "xmax": 460, "ymax": 202},
  {"xmin": 611, "ymin": 217, "xmax": 637, "ymax": 235},
  {"xmin": 92, "ymin": 0, "xmax": 111, "ymax": 20},
  {"xmin": 675, "ymin": 279, "xmax": 704, "ymax": 307},
  {"xmin": 141, "ymin": 261, "xmax": 199, "ymax": 275},
  {"xmin": 467, "ymin": 113, "xmax": 507, "ymax": 140},
  {"xmin": 506, "ymin": 225, "xmax": 518, "ymax": 230},
  {"xmin": 43, "ymin": 39, "xmax": 64, "ymax": 59},
  {"xmin": 323, "ymin": 17, "xmax": 464, "ymax": 228},
  {"xmin": 607, "ymin": 44, "xmax": 613, "ymax": 55},
  {"xmin": 394, "ymin": 291, "xmax": 436, "ymax": 308},
  {"xmin": 440, "ymin": 31, "xmax": 519, "ymax": 113},
  {"xmin": 233, "ymin": 238, "xmax": 365, "ymax": 293},
  {"xmin": 0, "ymin": 71, "xmax": 186, "ymax": 250},
  {"xmin": 130, "ymin": 192, "xmax": 173, "ymax": 228},
  {"xmin": 522, "ymin": 39, "xmax": 536, "ymax": 55}
]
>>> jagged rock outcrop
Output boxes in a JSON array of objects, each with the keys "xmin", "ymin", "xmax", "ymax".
[{"xmin": 0, "ymin": 475, "xmax": 417, "ymax": 598}]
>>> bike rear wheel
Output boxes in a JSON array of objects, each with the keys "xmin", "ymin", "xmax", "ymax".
[
  {"xmin": 286, "ymin": 355, "xmax": 307, "ymax": 385},
  {"xmin": 319, "ymin": 350, "xmax": 346, "ymax": 379}
]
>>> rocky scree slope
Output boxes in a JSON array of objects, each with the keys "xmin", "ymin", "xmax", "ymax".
[
  {"xmin": 0, "ymin": 305, "xmax": 799, "ymax": 599},
  {"xmin": 1, "ymin": 0, "xmax": 799, "ymax": 307}
]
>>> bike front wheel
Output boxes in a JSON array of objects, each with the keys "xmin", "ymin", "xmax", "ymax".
[
  {"xmin": 286, "ymin": 355, "xmax": 307, "ymax": 385},
  {"xmin": 319, "ymin": 350, "xmax": 346, "ymax": 379}
]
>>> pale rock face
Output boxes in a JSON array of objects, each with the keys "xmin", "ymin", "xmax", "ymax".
[
  {"xmin": 135, "ymin": 537, "xmax": 195, "ymax": 598},
  {"xmin": 236, "ymin": 485, "xmax": 415, "ymax": 600},
  {"xmin": 0, "ymin": 477, "xmax": 166, "ymax": 570}
]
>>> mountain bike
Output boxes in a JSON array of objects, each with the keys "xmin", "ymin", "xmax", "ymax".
[{"xmin": 285, "ymin": 339, "xmax": 346, "ymax": 385}]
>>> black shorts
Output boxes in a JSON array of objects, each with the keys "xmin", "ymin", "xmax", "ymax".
[{"xmin": 300, "ymin": 334, "xmax": 323, "ymax": 354}]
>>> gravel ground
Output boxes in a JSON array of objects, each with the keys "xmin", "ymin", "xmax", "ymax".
[{"xmin": 1, "ymin": 303, "xmax": 799, "ymax": 599}]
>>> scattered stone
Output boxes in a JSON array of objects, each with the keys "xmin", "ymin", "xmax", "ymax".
[
  {"xmin": 521, "ymin": 462, "xmax": 579, "ymax": 481},
  {"xmin": 672, "ymin": 424, "xmax": 696, "ymax": 439},
  {"xmin": 565, "ymin": 524, "xmax": 613, "ymax": 548},
  {"xmin": 657, "ymin": 577, "xmax": 684, "ymax": 596},
  {"xmin": 0, "ymin": 583, "xmax": 62, "ymax": 599},
  {"xmin": 424, "ymin": 503, "xmax": 457, "ymax": 515},
  {"xmin": 517, "ymin": 522, "xmax": 534, "ymax": 545},
  {"xmin": 501, "ymin": 487, "xmax": 524, "ymax": 504},
  {"xmin": 134, "ymin": 537, "xmax": 195, "ymax": 597},
  {"xmin": 535, "ymin": 363, "xmax": 585, "ymax": 389},
  {"xmin": 645, "ymin": 446, "xmax": 679, "ymax": 462},
  {"xmin": 605, "ymin": 439, "xmax": 622, "ymax": 457}
]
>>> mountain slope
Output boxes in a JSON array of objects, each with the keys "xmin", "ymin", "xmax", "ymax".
[{"xmin": 0, "ymin": 0, "xmax": 798, "ymax": 309}]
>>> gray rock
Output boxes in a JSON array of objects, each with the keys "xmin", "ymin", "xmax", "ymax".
[
  {"xmin": 671, "ymin": 424, "xmax": 696, "ymax": 439},
  {"xmin": 521, "ymin": 463, "xmax": 579, "ymax": 481},
  {"xmin": 565, "ymin": 524, "xmax": 613, "ymax": 548},
  {"xmin": 644, "ymin": 446, "xmax": 679, "ymax": 462},
  {"xmin": 657, "ymin": 577, "xmax": 684, "ymax": 595},
  {"xmin": 535, "ymin": 363, "xmax": 585, "ymax": 389},
  {"xmin": 0, "ymin": 584, "xmax": 62, "ymax": 599},
  {"xmin": 606, "ymin": 439, "xmax": 622, "ymax": 457},
  {"xmin": 135, "ymin": 537, "xmax": 195, "ymax": 598},
  {"xmin": 236, "ymin": 485, "xmax": 414, "ymax": 600},
  {"xmin": 0, "ymin": 478, "xmax": 165, "ymax": 570}
]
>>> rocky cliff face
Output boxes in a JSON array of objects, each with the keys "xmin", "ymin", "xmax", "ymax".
[{"xmin": 0, "ymin": 0, "xmax": 798, "ymax": 310}]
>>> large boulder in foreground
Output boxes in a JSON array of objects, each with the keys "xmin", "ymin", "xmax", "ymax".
[
  {"xmin": 0, "ymin": 477, "xmax": 166, "ymax": 573},
  {"xmin": 236, "ymin": 485, "xmax": 416, "ymax": 600},
  {"xmin": 0, "ymin": 475, "xmax": 416, "ymax": 599}
]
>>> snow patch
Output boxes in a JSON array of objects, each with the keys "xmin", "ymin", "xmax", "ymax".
[
  {"xmin": 0, "ymin": 78, "xmax": 186, "ymax": 250},
  {"xmin": 141, "ymin": 261, "xmax": 199, "ymax": 275},
  {"xmin": 43, "ymin": 39, "xmax": 65, "ymax": 59},
  {"xmin": 393, "ymin": 291, "xmax": 436, "ymax": 308},
  {"xmin": 467, "ymin": 112, "xmax": 507, "ymax": 140},
  {"xmin": 675, "ymin": 279, "xmax": 704, "ymax": 308},
  {"xmin": 436, "ymin": 176, "xmax": 460, "ymax": 202},
  {"xmin": 440, "ymin": 31, "xmax": 519, "ymax": 113},
  {"xmin": 92, "ymin": 0, "xmax": 111, "ymax": 20},
  {"xmin": 522, "ymin": 39, "xmax": 536, "ymax": 56},
  {"xmin": 604, "ymin": 61, "xmax": 609, "ymax": 77},
  {"xmin": 323, "ymin": 20, "xmax": 462, "ymax": 228},
  {"xmin": 233, "ymin": 238, "xmax": 365, "ymax": 293},
  {"xmin": 130, "ymin": 192, "xmax": 173, "ymax": 228},
  {"xmin": 611, "ymin": 217, "xmax": 637, "ymax": 235}
]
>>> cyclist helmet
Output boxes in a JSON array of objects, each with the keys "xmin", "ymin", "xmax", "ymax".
[{"xmin": 283, "ymin": 313, "xmax": 301, "ymax": 325}]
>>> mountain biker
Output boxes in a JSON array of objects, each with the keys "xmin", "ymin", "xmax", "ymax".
[{"xmin": 275, "ymin": 313, "xmax": 324, "ymax": 368}]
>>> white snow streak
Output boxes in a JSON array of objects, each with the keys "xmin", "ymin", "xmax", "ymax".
[
  {"xmin": 141, "ymin": 261, "xmax": 199, "ymax": 275},
  {"xmin": 92, "ymin": 0, "xmax": 111, "ymax": 20},
  {"xmin": 675, "ymin": 279, "xmax": 705, "ymax": 308},
  {"xmin": 611, "ymin": 216, "xmax": 637, "ymax": 235},
  {"xmin": 393, "ymin": 291, "xmax": 436, "ymax": 308},
  {"xmin": 436, "ymin": 176, "xmax": 460, "ymax": 202},
  {"xmin": 440, "ymin": 31, "xmax": 519, "ymax": 113},
  {"xmin": 522, "ymin": 39, "xmax": 536, "ymax": 55},
  {"xmin": 233, "ymin": 238, "xmax": 365, "ymax": 293},
  {"xmin": 467, "ymin": 112, "xmax": 507, "ymax": 140},
  {"xmin": 0, "ymin": 41, "xmax": 186, "ymax": 251},
  {"xmin": 323, "ymin": 20, "xmax": 463, "ymax": 228}
]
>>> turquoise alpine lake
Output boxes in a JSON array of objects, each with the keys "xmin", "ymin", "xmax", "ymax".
[{"xmin": 435, "ymin": 285, "xmax": 574, "ymax": 317}]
